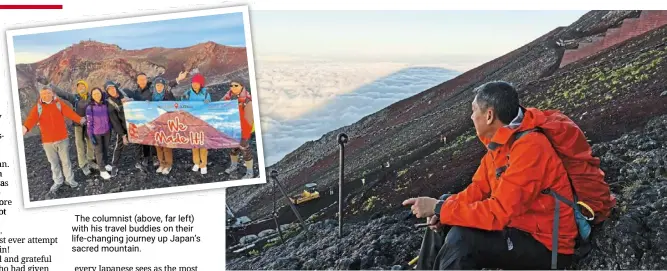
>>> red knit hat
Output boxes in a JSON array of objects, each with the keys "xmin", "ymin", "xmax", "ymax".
[{"xmin": 192, "ymin": 74, "xmax": 205, "ymax": 87}]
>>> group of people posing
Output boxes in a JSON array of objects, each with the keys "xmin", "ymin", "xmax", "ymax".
[{"xmin": 23, "ymin": 72, "xmax": 255, "ymax": 196}]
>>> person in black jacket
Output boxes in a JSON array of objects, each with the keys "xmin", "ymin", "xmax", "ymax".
[
  {"xmin": 40, "ymin": 78, "xmax": 97, "ymax": 176},
  {"xmin": 105, "ymin": 81, "xmax": 132, "ymax": 177},
  {"xmin": 125, "ymin": 71, "xmax": 187, "ymax": 171}
]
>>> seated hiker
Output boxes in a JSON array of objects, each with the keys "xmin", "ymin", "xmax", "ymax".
[
  {"xmin": 222, "ymin": 78, "xmax": 255, "ymax": 179},
  {"xmin": 403, "ymin": 81, "xmax": 614, "ymax": 270},
  {"xmin": 23, "ymin": 86, "xmax": 86, "ymax": 195}
]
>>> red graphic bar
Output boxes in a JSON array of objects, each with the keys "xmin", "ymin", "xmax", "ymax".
[{"xmin": 0, "ymin": 5, "xmax": 63, "ymax": 9}]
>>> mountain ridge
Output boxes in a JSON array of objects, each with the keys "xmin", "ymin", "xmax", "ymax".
[{"xmin": 15, "ymin": 40, "xmax": 249, "ymax": 124}]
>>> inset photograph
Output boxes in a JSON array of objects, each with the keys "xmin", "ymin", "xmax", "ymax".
[{"xmin": 6, "ymin": 6, "xmax": 266, "ymax": 208}]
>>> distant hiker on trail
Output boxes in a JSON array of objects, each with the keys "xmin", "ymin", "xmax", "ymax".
[
  {"xmin": 41, "ymin": 78, "xmax": 97, "ymax": 176},
  {"xmin": 125, "ymin": 71, "xmax": 187, "ymax": 171},
  {"xmin": 86, "ymin": 87, "xmax": 113, "ymax": 180},
  {"xmin": 180, "ymin": 73, "xmax": 212, "ymax": 175},
  {"xmin": 151, "ymin": 76, "xmax": 176, "ymax": 175},
  {"xmin": 403, "ymin": 81, "xmax": 615, "ymax": 270},
  {"xmin": 105, "ymin": 81, "xmax": 131, "ymax": 177},
  {"xmin": 222, "ymin": 78, "xmax": 255, "ymax": 179},
  {"xmin": 22, "ymin": 86, "xmax": 86, "ymax": 195}
]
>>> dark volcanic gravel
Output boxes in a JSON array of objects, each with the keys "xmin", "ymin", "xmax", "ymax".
[{"xmin": 227, "ymin": 114, "xmax": 667, "ymax": 270}]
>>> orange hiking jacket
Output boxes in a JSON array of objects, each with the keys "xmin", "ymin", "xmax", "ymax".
[
  {"xmin": 24, "ymin": 97, "xmax": 82, "ymax": 144},
  {"xmin": 238, "ymin": 103, "xmax": 253, "ymax": 140},
  {"xmin": 223, "ymin": 89, "xmax": 253, "ymax": 140},
  {"xmin": 440, "ymin": 107, "xmax": 578, "ymax": 254}
]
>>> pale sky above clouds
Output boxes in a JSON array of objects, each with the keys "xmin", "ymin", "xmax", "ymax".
[
  {"xmin": 13, "ymin": 10, "xmax": 588, "ymax": 65},
  {"xmin": 12, "ymin": 12, "xmax": 246, "ymax": 64},
  {"xmin": 250, "ymin": 10, "xmax": 588, "ymax": 63}
]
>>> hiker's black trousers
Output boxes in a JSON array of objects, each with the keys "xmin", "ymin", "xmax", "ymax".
[
  {"xmin": 135, "ymin": 144, "xmax": 155, "ymax": 164},
  {"xmin": 111, "ymin": 133, "xmax": 128, "ymax": 167},
  {"xmin": 93, "ymin": 132, "xmax": 111, "ymax": 172},
  {"xmin": 416, "ymin": 226, "xmax": 573, "ymax": 270}
]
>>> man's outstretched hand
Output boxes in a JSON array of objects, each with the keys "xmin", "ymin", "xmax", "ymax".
[
  {"xmin": 176, "ymin": 71, "xmax": 188, "ymax": 83},
  {"xmin": 402, "ymin": 197, "xmax": 438, "ymax": 218}
]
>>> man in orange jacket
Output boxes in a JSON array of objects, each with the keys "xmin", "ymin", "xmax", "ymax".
[
  {"xmin": 222, "ymin": 78, "xmax": 255, "ymax": 179},
  {"xmin": 23, "ymin": 86, "xmax": 86, "ymax": 196},
  {"xmin": 403, "ymin": 81, "xmax": 577, "ymax": 269}
]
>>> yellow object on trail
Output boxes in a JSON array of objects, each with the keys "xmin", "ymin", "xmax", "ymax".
[
  {"xmin": 408, "ymin": 256, "xmax": 419, "ymax": 266},
  {"xmin": 289, "ymin": 183, "xmax": 321, "ymax": 205}
]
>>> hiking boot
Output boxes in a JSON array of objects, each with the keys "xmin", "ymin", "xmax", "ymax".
[
  {"xmin": 111, "ymin": 167, "xmax": 119, "ymax": 177},
  {"xmin": 100, "ymin": 171, "xmax": 111, "ymax": 180},
  {"xmin": 200, "ymin": 167, "xmax": 207, "ymax": 175},
  {"xmin": 82, "ymin": 165, "xmax": 92, "ymax": 176},
  {"xmin": 162, "ymin": 167, "xmax": 172, "ymax": 175},
  {"xmin": 192, "ymin": 164, "xmax": 200, "ymax": 172},
  {"xmin": 153, "ymin": 158, "xmax": 160, "ymax": 167},
  {"xmin": 156, "ymin": 167, "xmax": 164, "ymax": 174},
  {"xmin": 105, "ymin": 165, "xmax": 112, "ymax": 172},
  {"xmin": 66, "ymin": 180, "xmax": 79, "ymax": 188},
  {"xmin": 49, "ymin": 183, "xmax": 62, "ymax": 194},
  {"xmin": 225, "ymin": 163, "xmax": 238, "ymax": 174},
  {"xmin": 242, "ymin": 170, "xmax": 254, "ymax": 179}
]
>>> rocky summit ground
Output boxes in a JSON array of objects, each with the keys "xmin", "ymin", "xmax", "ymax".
[
  {"xmin": 23, "ymin": 133, "xmax": 258, "ymax": 201},
  {"xmin": 22, "ymin": 83, "xmax": 258, "ymax": 202},
  {"xmin": 579, "ymin": 115, "xmax": 667, "ymax": 270},
  {"xmin": 228, "ymin": 113, "xmax": 667, "ymax": 270}
]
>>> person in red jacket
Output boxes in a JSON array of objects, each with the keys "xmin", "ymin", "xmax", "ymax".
[
  {"xmin": 222, "ymin": 78, "xmax": 255, "ymax": 179},
  {"xmin": 23, "ymin": 86, "xmax": 86, "ymax": 195},
  {"xmin": 403, "ymin": 81, "xmax": 577, "ymax": 269}
]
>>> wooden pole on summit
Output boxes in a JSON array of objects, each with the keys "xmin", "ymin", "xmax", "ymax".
[{"xmin": 338, "ymin": 133, "xmax": 349, "ymax": 237}]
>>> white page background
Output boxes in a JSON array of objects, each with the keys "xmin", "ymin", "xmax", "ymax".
[
  {"xmin": 0, "ymin": 0, "xmax": 656, "ymax": 270},
  {"xmin": 0, "ymin": 1, "xmax": 244, "ymax": 270}
]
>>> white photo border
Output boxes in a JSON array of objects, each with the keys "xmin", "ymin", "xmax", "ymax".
[{"xmin": 5, "ymin": 5, "xmax": 267, "ymax": 208}]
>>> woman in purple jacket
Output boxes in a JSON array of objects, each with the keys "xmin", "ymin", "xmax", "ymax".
[{"xmin": 86, "ymin": 87, "xmax": 113, "ymax": 180}]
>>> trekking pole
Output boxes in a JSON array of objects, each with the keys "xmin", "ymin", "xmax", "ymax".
[
  {"xmin": 272, "ymin": 175, "xmax": 285, "ymax": 244},
  {"xmin": 273, "ymin": 215, "xmax": 285, "ymax": 244},
  {"xmin": 270, "ymin": 170, "xmax": 308, "ymax": 234},
  {"xmin": 337, "ymin": 133, "xmax": 349, "ymax": 237}
]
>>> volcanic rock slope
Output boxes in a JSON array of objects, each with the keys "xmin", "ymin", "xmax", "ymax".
[
  {"xmin": 227, "ymin": 113, "xmax": 667, "ymax": 270},
  {"xmin": 228, "ymin": 10, "xmax": 666, "ymax": 218},
  {"xmin": 227, "ymin": 10, "xmax": 667, "ymax": 269}
]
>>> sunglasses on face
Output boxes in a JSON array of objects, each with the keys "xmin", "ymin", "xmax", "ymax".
[{"xmin": 231, "ymin": 84, "xmax": 241, "ymax": 87}]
